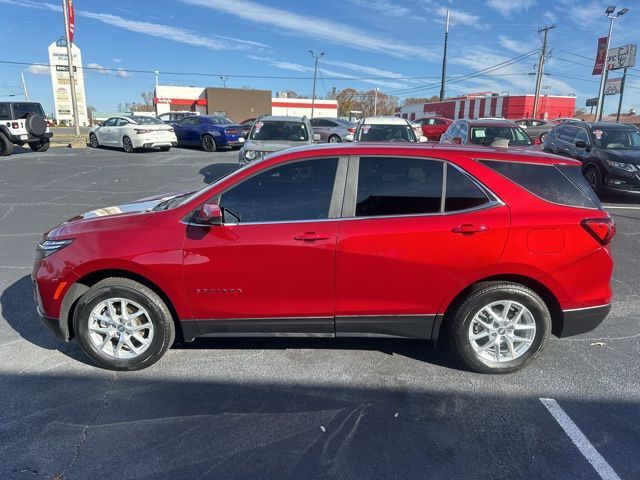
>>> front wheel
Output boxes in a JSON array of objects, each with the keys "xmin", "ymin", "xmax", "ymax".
[
  {"xmin": 0, "ymin": 131, "xmax": 13, "ymax": 156},
  {"xmin": 584, "ymin": 165, "xmax": 602, "ymax": 193},
  {"xmin": 89, "ymin": 133, "xmax": 100, "ymax": 148},
  {"xmin": 29, "ymin": 139, "xmax": 50, "ymax": 152},
  {"xmin": 446, "ymin": 281, "xmax": 550, "ymax": 374},
  {"xmin": 201, "ymin": 134, "xmax": 217, "ymax": 152},
  {"xmin": 73, "ymin": 278, "xmax": 175, "ymax": 371},
  {"xmin": 122, "ymin": 136, "xmax": 135, "ymax": 153}
]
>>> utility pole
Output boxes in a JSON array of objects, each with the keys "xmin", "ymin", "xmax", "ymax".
[
  {"xmin": 616, "ymin": 67, "xmax": 628, "ymax": 122},
  {"xmin": 62, "ymin": 0, "xmax": 80, "ymax": 135},
  {"xmin": 374, "ymin": 88, "xmax": 379, "ymax": 116},
  {"xmin": 439, "ymin": 9, "xmax": 450, "ymax": 101},
  {"xmin": 155, "ymin": 70, "xmax": 159, "ymax": 86},
  {"xmin": 21, "ymin": 72, "xmax": 29, "ymax": 101},
  {"xmin": 309, "ymin": 50, "xmax": 324, "ymax": 119},
  {"xmin": 532, "ymin": 24, "xmax": 555, "ymax": 120}
]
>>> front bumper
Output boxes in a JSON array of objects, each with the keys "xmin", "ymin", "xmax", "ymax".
[
  {"xmin": 603, "ymin": 168, "xmax": 640, "ymax": 193},
  {"xmin": 37, "ymin": 306, "xmax": 65, "ymax": 340},
  {"xmin": 557, "ymin": 304, "xmax": 611, "ymax": 337}
]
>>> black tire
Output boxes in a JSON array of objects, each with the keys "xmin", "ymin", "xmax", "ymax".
[
  {"xmin": 539, "ymin": 132, "xmax": 547, "ymax": 142},
  {"xmin": 446, "ymin": 281, "xmax": 551, "ymax": 374},
  {"xmin": 73, "ymin": 278, "xmax": 175, "ymax": 371},
  {"xmin": 25, "ymin": 113, "xmax": 47, "ymax": 137},
  {"xmin": 29, "ymin": 139, "xmax": 50, "ymax": 152},
  {"xmin": 159, "ymin": 146, "xmax": 171, "ymax": 152},
  {"xmin": 122, "ymin": 136, "xmax": 134, "ymax": 153},
  {"xmin": 584, "ymin": 164, "xmax": 602, "ymax": 193},
  {"xmin": 89, "ymin": 133, "xmax": 100, "ymax": 148},
  {"xmin": 0, "ymin": 131, "xmax": 13, "ymax": 156},
  {"xmin": 328, "ymin": 134, "xmax": 341, "ymax": 143},
  {"xmin": 201, "ymin": 134, "xmax": 217, "ymax": 152}
]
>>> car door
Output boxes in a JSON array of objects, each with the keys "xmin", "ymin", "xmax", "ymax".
[
  {"xmin": 98, "ymin": 117, "xmax": 117, "ymax": 145},
  {"xmin": 570, "ymin": 126, "xmax": 591, "ymax": 163},
  {"xmin": 173, "ymin": 116, "xmax": 196, "ymax": 144},
  {"xmin": 334, "ymin": 156, "xmax": 510, "ymax": 338},
  {"xmin": 182, "ymin": 156, "xmax": 347, "ymax": 334},
  {"xmin": 114, "ymin": 117, "xmax": 131, "ymax": 147},
  {"xmin": 555, "ymin": 125, "xmax": 578, "ymax": 157}
]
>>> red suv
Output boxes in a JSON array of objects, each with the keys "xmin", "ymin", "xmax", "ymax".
[
  {"xmin": 414, "ymin": 116, "xmax": 452, "ymax": 142},
  {"xmin": 33, "ymin": 144, "xmax": 614, "ymax": 373}
]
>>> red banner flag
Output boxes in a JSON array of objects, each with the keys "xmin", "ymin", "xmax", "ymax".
[
  {"xmin": 592, "ymin": 36, "xmax": 607, "ymax": 75},
  {"xmin": 67, "ymin": 0, "xmax": 75, "ymax": 43}
]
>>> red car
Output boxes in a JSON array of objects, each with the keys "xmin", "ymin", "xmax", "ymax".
[
  {"xmin": 414, "ymin": 116, "xmax": 452, "ymax": 141},
  {"xmin": 34, "ymin": 144, "xmax": 614, "ymax": 373}
]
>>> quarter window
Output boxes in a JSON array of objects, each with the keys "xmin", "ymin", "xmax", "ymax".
[
  {"xmin": 0, "ymin": 104, "xmax": 11, "ymax": 120},
  {"xmin": 445, "ymin": 166, "xmax": 490, "ymax": 212},
  {"xmin": 356, "ymin": 157, "xmax": 443, "ymax": 217},
  {"xmin": 219, "ymin": 158, "xmax": 339, "ymax": 223}
]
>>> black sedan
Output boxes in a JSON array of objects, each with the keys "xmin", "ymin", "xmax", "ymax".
[{"xmin": 542, "ymin": 121, "xmax": 640, "ymax": 193}]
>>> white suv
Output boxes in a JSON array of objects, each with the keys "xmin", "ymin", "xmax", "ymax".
[{"xmin": 0, "ymin": 102, "xmax": 52, "ymax": 156}]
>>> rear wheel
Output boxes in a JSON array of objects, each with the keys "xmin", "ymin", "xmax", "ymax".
[
  {"xmin": 328, "ymin": 134, "xmax": 341, "ymax": 143},
  {"xmin": 159, "ymin": 146, "xmax": 171, "ymax": 152},
  {"xmin": 584, "ymin": 165, "xmax": 602, "ymax": 193},
  {"xmin": 446, "ymin": 281, "xmax": 550, "ymax": 374},
  {"xmin": 73, "ymin": 278, "xmax": 175, "ymax": 371},
  {"xmin": 89, "ymin": 133, "xmax": 100, "ymax": 148},
  {"xmin": 29, "ymin": 139, "xmax": 50, "ymax": 152},
  {"xmin": 539, "ymin": 132, "xmax": 547, "ymax": 143},
  {"xmin": 0, "ymin": 131, "xmax": 13, "ymax": 156},
  {"xmin": 201, "ymin": 134, "xmax": 217, "ymax": 152},
  {"xmin": 122, "ymin": 136, "xmax": 134, "ymax": 153}
]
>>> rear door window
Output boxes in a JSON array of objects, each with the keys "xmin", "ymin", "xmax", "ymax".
[
  {"xmin": 356, "ymin": 157, "xmax": 443, "ymax": 217},
  {"xmin": 479, "ymin": 160, "xmax": 599, "ymax": 209},
  {"xmin": 558, "ymin": 126, "xmax": 578, "ymax": 143}
]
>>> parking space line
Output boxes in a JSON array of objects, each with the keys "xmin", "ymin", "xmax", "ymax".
[
  {"xmin": 540, "ymin": 398, "xmax": 621, "ymax": 480},
  {"xmin": 603, "ymin": 205, "xmax": 640, "ymax": 210}
]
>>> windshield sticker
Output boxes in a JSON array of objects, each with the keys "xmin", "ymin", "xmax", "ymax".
[
  {"xmin": 593, "ymin": 129, "xmax": 603, "ymax": 139},
  {"xmin": 254, "ymin": 121, "xmax": 264, "ymax": 133},
  {"xmin": 474, "ymin": 129, "xmax": 486, "ymax": 138}
]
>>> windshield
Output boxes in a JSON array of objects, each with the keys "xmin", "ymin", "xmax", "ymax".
[
  {"xmin": 250, "ymin": 121, "xmax": 309, "ymax": 141},
  {"xmin": 129, "ymin": 116, "xmax": 164, "ymax": 125},
  {"xmin": 357, "ymin": 123, "xmax": 417, "ymax": 142},
  {"xmin": 592, "ymin": 128, "xmax": 640, "ymax": 150},
  {"xmin": 470, "ymin": 126, "xmax": 532, "ymax": 146}
]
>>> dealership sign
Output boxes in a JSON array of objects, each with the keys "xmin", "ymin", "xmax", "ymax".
[
  {"xmin": 592, "ymin": 37, "xmax": 608, "ymax": 75},
  {"xmin": 604, "ymin": 77, "xmax": 623, "ymax": 95},
  {"xmin": 606, "ymin": 44, "xmax": 637, "ymax": 70},
  {"xmin": 48, "ymin": 38, "xmax": 88, "ymax": 125}
]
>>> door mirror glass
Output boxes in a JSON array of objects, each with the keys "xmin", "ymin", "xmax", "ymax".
[
  {"xmin": 575, "ymin": 140, "xmax": 588, "ymax": 149},
  {"xmin": 313, "ymin": 133, "xmax": 321, "ymax": 142},
  {"xmin": 419, "ymin": 135, "xmax": 428, "ymax": 143},
  {"xmin": 194, "ymin": 203, "xmax": 223, "ymax": 226}
]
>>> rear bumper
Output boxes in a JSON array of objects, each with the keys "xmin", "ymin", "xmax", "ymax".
[
  {"xmin": 8, "ymin": 132, "xmax": 53, "ymax": 142},
  {"xmin": 557, "ymin": 304, "xmax": 611, "ymax": 337}
]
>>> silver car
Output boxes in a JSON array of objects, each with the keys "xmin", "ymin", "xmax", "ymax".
[{"xmin": 310, "ymin": 117, "xmax": 355, "ymax": 143}]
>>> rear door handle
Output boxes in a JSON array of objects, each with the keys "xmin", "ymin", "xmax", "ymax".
[
  {"xmin": 452, "ymin": 224, "xmax": 488, "ymax": 235},
  {"xmin": 294, "ymin": 232, "xmax": 331, "ymax": 241}
]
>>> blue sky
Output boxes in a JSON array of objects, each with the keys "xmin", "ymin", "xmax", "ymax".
[{"xmin": 1, "ymin": 0, "xmax": 639, "ymax": 116}]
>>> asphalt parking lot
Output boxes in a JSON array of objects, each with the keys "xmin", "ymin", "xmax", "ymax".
[{"xmin": 1, "ymin": 145, "xmax": 639, "ymax": 480}]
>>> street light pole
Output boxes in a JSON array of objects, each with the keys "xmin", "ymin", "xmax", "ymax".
[
  {"xmin": 62, "ymin": 0, "xmax": 80, "ymax": 135},
  {"xmin": 155, "ymin": 70, "xmax": 159, "ymax": 86},
  {"xmin": 439, "ymin": 9, "xmax": 450, "ymax": 101},
  {"xmin": 220, "ymin": 76, "xmax": 228, "ymax": 88},
  {"xmin": 595, "ymin": 6, "xmax": 629, "ymax": 121},
  {"xmin": 374, "ymin": 88, "xmax": 379, "ymax": 116},
  {"xmin": 21, "ymin": 72, "xmax": 29, "ymax": 101},
  {"xmin": 309, "ymin": 50, "xmax": 324, "ymax": 119}
]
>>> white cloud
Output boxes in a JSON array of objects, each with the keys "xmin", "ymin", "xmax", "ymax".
[
  {"xmin": 543, "ymin": 11, "xmax": 557, "ymax": 23},
  {"xmin": 181, "ymin": 0, "xmax": 438, "ymax": 60},
  {"xmin": 324, "ymin": 60, "xmax": 411, "ymax": 80},
  {"xmin": 486, "ymin": 0, "xmax": 536, "ymax": 16},
  {"xmin": 435, "ymin": 7, "xmax": 484, "ymax": 28},
  {"xmin": 86, "ymin": 62, "xmax": 131, "ymax": 78},
  {"xmin": 499, "ymin": 35, "xmax": 531, "ymax": 55},
  {"xmin": 112, "ymin": 57, "xmax": 122, "ymax": 63},
  {"xmin": 26, "ymin": 63, "xmax": 50, "ymax": 75},
  {"xmin": 88, "ymin": 62, "xmax": 110, "ymax": 74},
  {"xmin": 116, "ymin": 68, "xmax": 131, "ymax": 78},
  {"xmin": 348, "ymin": 0, "xmax": 415, "ymax": 19}
]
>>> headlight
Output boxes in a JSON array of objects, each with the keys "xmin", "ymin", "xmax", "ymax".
[
  {"xmin": 36, "ymin": 239, "xmax": 74, "ymax": 260},
  {"xmin": 606, "ymin": 160, "xmax": 637, "ymax": 172},
  {"xmin": 245, "ymin": 150, "xmax": 257, "ymax": 160}
]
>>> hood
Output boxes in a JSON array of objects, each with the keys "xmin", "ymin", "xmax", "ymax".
[
  {"xmin": 244, "ymin": 139, "xmax": 309, "ymax": 151},
  {"xmin": 600, "ymin": 148, "xmax": 640, "ymax": 165},
  {"xmin": 65, "ymin": 191, "xmax": 192, "ymax": 222}
]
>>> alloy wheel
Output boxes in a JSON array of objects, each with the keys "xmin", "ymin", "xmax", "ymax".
[
  {"xmin": 123, "ymin": 137, "xmax": 133, "ymax": 153},
  {"xmin": 89, "ymin": 133, "xmax": 99, "ymax": 148},
  {"xmin": 87, "ymin": 298, "xmax": 154, "ymax": 359},
  {"xmin": 468, "ymin": 300, "xmax": 536, "ymax": 362}
]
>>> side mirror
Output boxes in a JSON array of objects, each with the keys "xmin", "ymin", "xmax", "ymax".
[
  {"xmin": 194, "ymin": 203, "xmax": 223, "ymax": 226},
  {"xmin": 419, "ymin": 135, "xmax": 428, "ymax": 143},
  {"xmin": 97, "ymin": 122, "xmax": 103, "ymax": 126},
  {"xmin": 313, "ymin": 133, "xmax": 321, "ymax": 142},
  {"xmin": 534, "ymin": 137, "xmax": 542, "ymax": 145},
  {"xmin": 575, "ymin": 140, "xmax": 588, "ymax": 149},
  {"xmin": 453, "ymin": 137, "xmax": 462, "ymax": 145}
]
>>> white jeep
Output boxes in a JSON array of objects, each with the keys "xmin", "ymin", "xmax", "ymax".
[{"xmin": 0, "ymin": 102, "xmax": 53, "ymax": 156}]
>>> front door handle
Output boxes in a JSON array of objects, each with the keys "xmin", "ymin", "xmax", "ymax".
[
  {"xmin": 452, "ymin": 224, "xmax": 488, "ymax": 235},
  {"xmin": 294, "ymin": 232, "xmax": 331, "ymax": 242}
]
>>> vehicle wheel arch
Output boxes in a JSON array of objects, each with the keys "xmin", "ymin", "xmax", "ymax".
[
  {"xmin": 434, "ymin": 274, "xmax": 563, "ymax": 340},
  {"xmin": 65, "ymin": 268, "xmax": 188, "ymax": 342}
]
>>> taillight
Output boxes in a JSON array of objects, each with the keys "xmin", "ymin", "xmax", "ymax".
[
  {"xmin": 12, "ymin": 122, "xmax": 19, "ymax": 129},
  {"xmin": 581, "ymin": 218, "xmax": 616, "ymax": 246},
  {"xmin": 134, "ymin": 128, "xmax": 151, "ymax": 134},
  {"xmin": 347, "ymin": 127, "xmax": 355, "ymax": 133}
]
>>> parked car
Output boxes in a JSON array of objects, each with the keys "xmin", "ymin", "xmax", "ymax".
[
  {"xmin": 522, "ymin": 117, "xmax": 579, "ymax": 142},
  {"xmin": 353, "ymin": 116, "xmax": 427, "ymax": 143},
  {"xmin": 440, "ymin": 119, "xmax": 533, "ymax": 148},
  {"xmin": 542, "ymin": 121, "xmax": 640, "ymax": 193},
  {"xmin": 89, "ymin": 115, "xmax": 177, "ymax": 153},
  {"xmin": 173, "ymin": 115, "xmax": 244, "ymax": 152},
  {"xmin": 238, "ymin": 117, "xmax": 256, "ymax": 138},
  {"xmin": 310, "ymin": 117, "xmax": 356, "ymax": 143},
  {"xmin": 0, "ymin": 101, "xmax": 52, "ymax": 156},
  {"xmin": 515, "ymin": 118, "xmax": 547, "ymax": 129},
  {"xmin": 239, "ymin": 115, "xmax": 319, "ymax": 164},
  {"xmin": 157, "ymin": 111, "xmax": 195, "ymax": 125},
  {"xmin": 414, "ymin": 116, "xmax": 453, "ymax": 141},
  {"xmin": 34, "ymin": 143, "xmax": 614, "ymax": 373}
]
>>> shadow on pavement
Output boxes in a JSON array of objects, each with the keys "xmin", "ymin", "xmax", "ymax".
[{"xmin": 199, "ymin": 162, "xmax": 239, "ymax": 184}]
